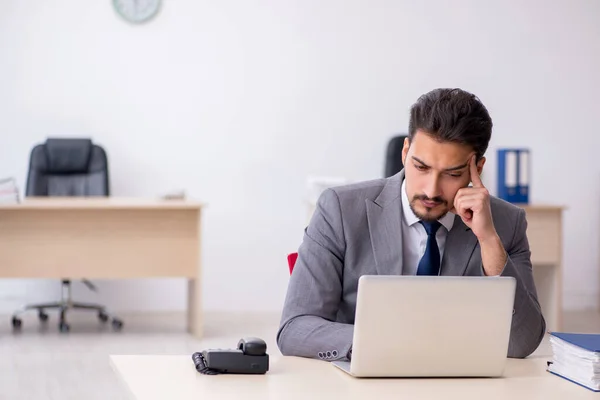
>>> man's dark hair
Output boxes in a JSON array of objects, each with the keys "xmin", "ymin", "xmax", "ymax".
[{"xmin": 408, "ymin": 88, "xmax": 493, "ymax": 160}]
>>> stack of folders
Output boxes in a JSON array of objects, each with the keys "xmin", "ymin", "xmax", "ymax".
[
  {"xmin": 547, "ymin": 332, "xmax": 600, "ymax": 392},
  {"xmin": 0, "ymin": 177, "xmax": 19, "ymax": 204}
]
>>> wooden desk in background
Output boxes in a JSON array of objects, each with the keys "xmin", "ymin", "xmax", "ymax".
[
  {"xmin": 109, "ymin": 338, "xmax": 594, "ymax": 400},
  {"xmin": 307, "ymin": 203, "xmax": 565, "ymax": 332},
  {"xmin": 520, "ymin": 205, "xmax": 564, "ymax": 332},
  {"xmin": 0, "ymin": 198, "xmax": 204, "ymax": 337}
]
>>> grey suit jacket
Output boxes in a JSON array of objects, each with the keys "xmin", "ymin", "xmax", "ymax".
[{"xmin": 277, "ymin": 170, "xmax": 546, "ymax": 361}]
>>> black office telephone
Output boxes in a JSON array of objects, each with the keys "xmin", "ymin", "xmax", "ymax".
[{"xmin": 192, "ymin": 337, "xmax": 269, "ymax": 375}]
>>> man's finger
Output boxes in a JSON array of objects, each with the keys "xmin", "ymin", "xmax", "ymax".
[
  {"xmin": 452, "ymin": 188, "xmax": 469, "ymax": 213},
  {"xmin": 454, "ymin": 192, "xmax": 487, "ymax": 203},
  {"xmin": 470, "ymin": 154, "xmax": 484, "ymax": 188},
  {"xmin": 456, "ymin": 201, "xmax": 473, "ymax": 221},
  {"xmin": 453, "ymin": 186, "xmax": 486, "ymax": 213}
]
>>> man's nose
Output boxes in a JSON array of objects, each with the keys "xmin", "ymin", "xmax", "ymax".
[{"xmin": 423, "ymin": 175, "xmax": 442, "ymax": 199}]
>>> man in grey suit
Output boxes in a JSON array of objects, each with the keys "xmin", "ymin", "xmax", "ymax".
[{"xmin": 277, "ymin": 88, "xmax": 546, "ymax": 362}]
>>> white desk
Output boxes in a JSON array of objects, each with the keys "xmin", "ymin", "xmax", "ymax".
[{"xmin": 110, "ymin": 339, "xmax": 595, "ymax": 400}]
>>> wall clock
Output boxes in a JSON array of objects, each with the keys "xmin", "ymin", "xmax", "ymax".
[{"xmin": 113, "ymin": 0, "xmax": 161, "ymax": 24}]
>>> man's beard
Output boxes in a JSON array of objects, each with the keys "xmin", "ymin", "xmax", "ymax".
[{"xmin": 409, "ymin": 194, "xmax": 449, "ymax": 222}]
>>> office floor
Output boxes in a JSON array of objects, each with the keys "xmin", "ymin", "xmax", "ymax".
[{"xmin": 1, "ymin": 310, "xmax": 599, "ymax": 400}]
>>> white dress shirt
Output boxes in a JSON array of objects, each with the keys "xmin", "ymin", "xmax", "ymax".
[{"xmin": 401, "ymin": 179, "xmax": 456, "ymax": 275}]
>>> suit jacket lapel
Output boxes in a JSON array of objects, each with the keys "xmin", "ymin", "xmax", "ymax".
[
  {"xmin": 440, "ymin": 215, "xmax": 479, "ymax": 276},
  {"xmin": 366, "ymin": 171, "xmax": 403, "ymax": 275}
]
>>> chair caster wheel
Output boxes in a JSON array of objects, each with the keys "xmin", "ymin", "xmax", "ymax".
[
  {"xmin": 12, "ymin": 317, "xmax": 22, "ymax": 329},
  {"xmin": 59, "ymin": 322, "xmax": 70, "ymax": 333},
  {"xmin": 112, "ymin": 319, "xmax": 123, "ymax": 330},
  {"xmin": 39, "ymin": 310, "xmax": 49, "ymax": 322},
  {"xmin": 98, "ymin": 312, "xmax": 109, "ymax": 323}
]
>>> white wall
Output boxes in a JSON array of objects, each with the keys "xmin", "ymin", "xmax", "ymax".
[{"xmin": 0, "ymin": 0, "xmax": 599, "ymax": 314}]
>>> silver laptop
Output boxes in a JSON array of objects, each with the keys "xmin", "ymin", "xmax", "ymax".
[{"xmin": 332, "ymin": 275, "xmax": 516, "ymax": 378}]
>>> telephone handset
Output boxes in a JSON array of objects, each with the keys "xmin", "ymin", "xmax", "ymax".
[{"xmin": 192, "ymin": 337, "xmax": 269, "ymax": 375}]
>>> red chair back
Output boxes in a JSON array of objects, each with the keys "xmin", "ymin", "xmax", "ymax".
[{"xmin": 287, "ymin": 252, "xmax": 298, "ymax": 275}]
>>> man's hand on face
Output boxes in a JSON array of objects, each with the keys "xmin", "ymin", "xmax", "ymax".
[
  {"xmin": 453, "ymin": 155, "xmax": 497, "ymax": 242},
  {"xmin": 452, "ymin": 154, "xmax": 506, "ymax": 276}
]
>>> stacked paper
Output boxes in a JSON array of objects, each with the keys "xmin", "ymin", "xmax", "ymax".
[
  {"xmin": 0, "ymin": 177, "xmax": 20, "ymax": 204},
  {"xmin": 548, "ymin": 332, "xmax": 600, "ymax": 391}
]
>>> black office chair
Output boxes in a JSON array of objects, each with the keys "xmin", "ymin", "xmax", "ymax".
[
  {"xmin": 384, "ymin": 134, "xmax": 408, "ymax": 177},
  {"xmin": 12, "ymin": 138, "xmax": 123, "ymax": 332}
]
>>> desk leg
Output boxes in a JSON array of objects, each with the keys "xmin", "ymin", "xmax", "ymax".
[{"xmin": 187, "ymin": 278, "xmax": 203, "ymax": 338}]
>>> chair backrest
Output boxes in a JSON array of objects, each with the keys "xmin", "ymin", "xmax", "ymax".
[
  {"xmin": 287, "ymin": 252, "xmax": 298, "ymax": 275},
  {"xmin": 384, "ymin": 134, "xmax": 408, "ymax": 177},
  {"xmin": 26, "ymin": 138, "xmax": 110, "ymax": 197}
]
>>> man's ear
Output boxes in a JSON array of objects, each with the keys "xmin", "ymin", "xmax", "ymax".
[
  {"xmin": 402, "ymin": 137, "xmax": 410, "ymax": 167},
  {"xmin": 477, "ymin": 156, "xmax": 486, "ymax": 176}
]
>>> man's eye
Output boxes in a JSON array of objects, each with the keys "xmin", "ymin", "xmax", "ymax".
[
  {"xmin": 449, "ymin": 173, "xmax": 462, "ymax": 178},
  {"xmin": 414, "ymin": 164, "xmax": 427, "ymax": 171}
]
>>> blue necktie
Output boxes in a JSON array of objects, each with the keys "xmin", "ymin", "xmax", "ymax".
[{"xmin": 417, "ymin": 220, "xmax": 442, "ymax": 276}]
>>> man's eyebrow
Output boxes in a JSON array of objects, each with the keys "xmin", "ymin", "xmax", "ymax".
[
  {"xmin": 411, "ymin": 156, "xmax": 468, "ymax": 172},
  {"xmin": 444, "ymin": 163, "xmax": 468, "ymax": 172},
  {"xmin": 411, "ymin": 156, "xmax": 430, "ymax": 167}
]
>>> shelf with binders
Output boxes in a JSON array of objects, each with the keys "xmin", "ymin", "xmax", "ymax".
[{"xmin": 497, "ymin": 148, "xmax": 530, "ymax": 204}]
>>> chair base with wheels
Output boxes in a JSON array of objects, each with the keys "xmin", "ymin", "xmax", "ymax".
[{"xmin": 11, "ymin": 279, "xmax": 123, "ymax": 333}]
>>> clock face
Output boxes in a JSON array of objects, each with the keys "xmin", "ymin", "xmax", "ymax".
[{"xmin": 113, "ymin": 0, "xmax": 161, "ymax": 24}]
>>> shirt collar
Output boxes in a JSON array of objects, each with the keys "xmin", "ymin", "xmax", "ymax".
[{"xmin": 401, "ymin": 179, "xmax": 455, "ymax": 231}]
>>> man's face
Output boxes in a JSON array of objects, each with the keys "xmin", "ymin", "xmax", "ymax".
[{"xmin": 401, "ymin": 130, "xmax": 485, "ymax": 222}]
